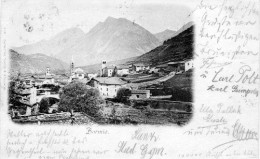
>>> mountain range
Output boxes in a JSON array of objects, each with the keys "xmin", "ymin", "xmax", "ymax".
[
  {"xmin": 10, "ymin": 17, "xmax": 193, "ymax": 75},
  {"xmin": 82, "ymin": 21, "xmax": 194, "ymax": 73},
  {"xmin": 13, "ymin": 17, "xmax": 161, "ymax": 66}
]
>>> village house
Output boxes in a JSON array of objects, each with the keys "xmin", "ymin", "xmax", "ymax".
[
  {"xmin": 35, "ymin": 79, "xmax": 44, "ymax": 87},
  {"xmin": 130, "ymin": 90, "xmax": 150, "ymax": 99},
  {"xmin": 69, "ymin": 57, "xmax": 87, "ymax": 82},
  {"xmin": 24, "ymin": 102, "xmax": 40, "ymax": 116},
  {"xmin": 116, "ymin": 65, "xmax": 130, "ymax": 76},
  {"xmin": 10, "ymin": 86, "xmax": 39, "ymax": 117},
  {"xmin": 149, "ymin": 67, "xmax": 159, "ymax": 74},
  {"xmin": 101, "ymin": 60, "xmax": 117, "ymax": 77},
  {"xmin": 24, "ymin": 76, "xmax": 36, "ymax": 86},
  {"xmin": 74, "ymin": 68, "xmax": 85, "ymax": 79},
  {"xmin": 167, "ymin": 59, "xmax": 194, "ymax": 73},
  {"xmin": 100, "ymin": 60, "xmax": 117, "ymax": 77},
  {"xmin": 88, "ymin": 77, "xmax": 127, "ymax": 98},
  {"xmin": 35, "ymin": 88, "xmax": 60, "ymax": 103},
  {"xmin": 54, "ymin": 74, "xmax": 69, "ymax": 86},
  {"xmin": 68, "ymin": 56, "xmax": 87, "ymax": 82},
  {"xmin": 155, "ymin": 64, "xmax": 168, "ymax": 73},
  {"xmin": 37, "ymin": 75, "xmax": 55, "ymax": 85},
  {"xmin": 132, "ymin": 63, "xmax": 150, "ymax": 72},
  {"xmin": 102, "ymin": 65, "xmax": 116, "ymax": 77},
  {"xmin": 34, "ymin": 68, "xmax": 56, "ymax": 86},
  {"xmin": 70, "ymin": 67, "xmax": 85, "ymax": 81},
  {"xmin": 88, "ymin": 73, "xmax": 98, "ymax": 79}
]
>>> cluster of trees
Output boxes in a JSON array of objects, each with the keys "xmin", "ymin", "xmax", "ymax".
[
  {"xmin": 9, "ymin": 77, "xmax": 26, "ymax": 106},
  {"xmin": 39, "ymin": 97, "xmax": 59, "ymax": 113},
  {"xmin": 41, "ymin": 84, "xmax": 61, "ymax": 93},
  {"xmin": 58, "ymin": 81, "xmax": 103, "ymax": 117},
  {"xmin": 171, "ymin": 87, "xmax": 192, "ymax": 102}
]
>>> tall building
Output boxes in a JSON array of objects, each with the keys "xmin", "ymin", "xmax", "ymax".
[
  {"xmin": 68, "ymin": 56, "xmax": 86, "ymax": 82},
  {"xmin": 102, "ymin": 60, "xmax": 107, "ymax": 69},
  {"xmin": 70, "ymin": 56, "xmax": 75, "ymax": 76},
  {"xmin": 101, "ymin": 60, "xmax": 117, "ymax": 77},
  {"xmin": 101, "ymin": 60, "xmax": 106, "ymax": 76},
  {"xmin": 46, "ymin": 67, "xmax": 51, "ymax": 76}
]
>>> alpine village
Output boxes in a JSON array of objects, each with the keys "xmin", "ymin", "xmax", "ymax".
[{"xmin": 9, "ymin": 17, "xmax": 194, "ymax": 126}]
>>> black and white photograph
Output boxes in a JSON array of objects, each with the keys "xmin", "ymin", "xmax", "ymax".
[
  {"xmin": 7, "ymin": 1, "xmax": 194, "ymax": 126},
  {"xmin": 1, "ymin": 0, "xmax": 259, "ymax": 159}
]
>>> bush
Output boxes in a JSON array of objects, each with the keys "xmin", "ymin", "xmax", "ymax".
[
  {"xmin": 171, "ymin": 87, "xmax": 192, "ymax": 102},
  {"xmin": 116, "ymin": 88, "xmax": 131, "ymax": 104}
]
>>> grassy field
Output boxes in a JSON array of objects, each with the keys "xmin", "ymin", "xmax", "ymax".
[
  {"xmin": 99, "ymin": 100, "xmax": 192, "ymax": 126},
  {"xmin": 163, "ymin": 69, "xmax": 193, "ymax": 89}
]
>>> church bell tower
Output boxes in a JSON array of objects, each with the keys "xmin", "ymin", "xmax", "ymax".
[{"xmin": 70, "ymin": 56, "xmax": 75, "ymax": 75}]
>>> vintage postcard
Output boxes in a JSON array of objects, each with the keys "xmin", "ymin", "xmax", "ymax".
[{"xmin": 0, "ymin": 0, "xmax": 259, "ymax": 158}]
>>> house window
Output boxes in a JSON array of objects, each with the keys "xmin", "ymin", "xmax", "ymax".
[
  {"xmin": 136, "ymin": 95, "xmax": 139, "ymax": 98},
  {"xmin": 107, "ymin": 88, "xmax": 108, "ymax": 91}
]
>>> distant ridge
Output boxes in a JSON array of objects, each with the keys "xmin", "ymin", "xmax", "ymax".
[
  {"xmin": 9, "ymin": 49, "xmax": 69, "ymax": 76},
  {"xmin": 154, "ymin": 29, "xmax": 176, "ymax": 43},
  {"xmin": 12, "ymin": 28, "xmax": 85, "ymax": 57},
  {"xmin": 132, "ymin": 22, "xmax": 194, "ymax": 66}
]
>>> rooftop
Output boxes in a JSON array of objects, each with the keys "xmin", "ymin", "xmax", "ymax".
[
  {"xmin": 24, "ymin": 77, "xmax": 36, "ymax": 80},
  {"xmin": 131, "ymin": 89, "xmax": 150, "ymax": 94},
  {"xmin": 167, "ymin": 59, "xmax": 193, "ymax": 65},
  {"xmin": 133, "ymin": 63, "xmax": 146, "ymax": 67},
  {"xmin": 93, "ymin": 77, "xmax": 127, "ymax": 85},
  {"xmin": 106, "ymin": 65, "xmax": 116, "ymax": 69},
  {"xmin": 14, "ymin": 90, "xmax": 31, "ymax": 95},
  {"xmin": 155, "ymin": 64, "xmax": 168, "ymax": 68},
  {"xmin": 35, "ymin": 79, "xmax": 44, "ymax": 82},
  {"xmin": 74, "ymin": 68, "xmax": 84, "ymax": 73},
  {"xmin": 74, "ymin": 78, "xmax": 90, "ymax": 84},
  {"xmin": 117, "ymin": 65, "xmax": 129, "ymax": 69},
  {"xmin": 37, "ymin": 75, "xmax": 54, "ymax": 79}
]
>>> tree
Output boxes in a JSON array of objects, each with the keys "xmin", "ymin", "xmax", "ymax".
[
  {"xmin": 9, "ymin": 77, "xmax": 25, "ymax": 106},
  {"xmin": 116, "ymin": 88, "xmax": 131, "ymax": 104},
  {"xmin": 39, "ymin": 97, "xmax": 59, "ymax": 113},
  {"xmin": 59, "ymin": 81, "xmax": 102, "ymax": 117},
  {"xmin": 42, "ymin": 84, "xmax": 61, "ymax": 93},
  {"xmin": 39, "ymin": 98, "xmax": 50, "ymax": 113}
]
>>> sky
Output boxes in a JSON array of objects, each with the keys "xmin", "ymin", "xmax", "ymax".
[{"xmin": 3, "ymin": 0, "xmax": 194, "ymax": 47}]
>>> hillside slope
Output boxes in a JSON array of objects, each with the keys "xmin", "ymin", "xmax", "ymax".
[
  {"xmin": 131, "ymin": 23, "xmax": 194, "ymax": 66},
  {"xmin": 81, "ymin": 22, "xmax": 194, "ymax": 73},
  {"xmin": 10, "ymin": 49, "xmax": 69, "ymax": 75},
  {"xmin": 12, "ymin": 28, "xmax": 85, "ymax": 57}
]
